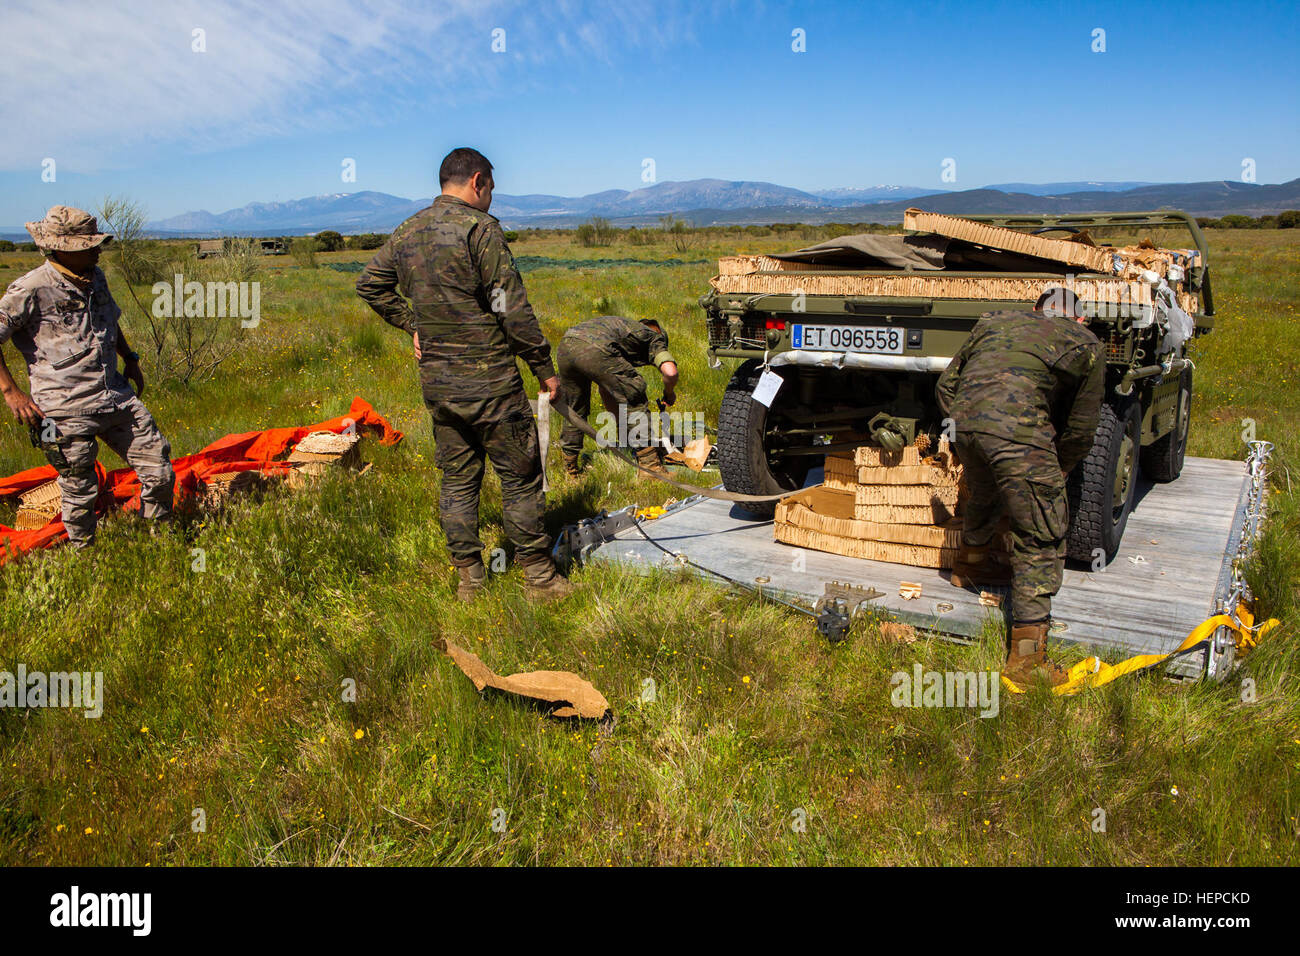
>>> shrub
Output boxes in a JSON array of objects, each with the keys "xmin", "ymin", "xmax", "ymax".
[
  {"xmin": 576, "ymin": 217, "xmax": 615, "ymax": 247},
  {"xmin": 1278, "ymin": 210, "xmax": 1300, "ymax": 229},
  {"xmin": 345, "ymin": 233, "xmax": 387, "ymax": 250},
  {"xmin": 315, "ymin": 230, "xmax": 343, "ymax": 252},
  {"xmin": 0, "ymin": 240, "xmax": 14, "ymax": 252},
  {"xmin": 291, "ymin": 237, "xmax": 320, "ymax": 269},
  {"xmin": 660, "ymin": 216, "xmax": 698, "ymax": 252}
]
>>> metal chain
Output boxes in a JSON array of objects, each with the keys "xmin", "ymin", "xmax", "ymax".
[{"xmin": 1216, "ymin": 439, "xmax": 1274, "ymax": 652}]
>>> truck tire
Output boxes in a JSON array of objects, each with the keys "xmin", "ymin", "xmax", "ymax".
[
  {"xmin": 716, "ymin": 360, "xmax": 809, "ymax": 518},
  {"xmin": 1140, "ymin": 367, "xmax": 1192, "ymax": 482},
  {"xmin": 1066, "ymin": 400, "xmax": 1141, "ymax": 564}
]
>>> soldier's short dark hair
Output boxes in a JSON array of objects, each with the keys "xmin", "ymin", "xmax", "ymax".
[
  {"xmin": 439, "ymin": 148, "xmax": 493, "ymax": 187},
  {"xmin": 1035, "ymin": 287, "xmax": 1083, "ymax": 317}
]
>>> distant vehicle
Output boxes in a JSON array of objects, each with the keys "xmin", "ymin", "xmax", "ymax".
[{"xmin": 195, "ymin": 237, "xmax": 288, "ymax": 258}]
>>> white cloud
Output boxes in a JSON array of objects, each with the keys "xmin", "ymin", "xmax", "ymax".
[
  {"xmin": 0, "ymin": 0, "xmax": 701, "ymax": 190},
  {"xmin": 0, "ymin": 0, "xmax": 520, "ymax": 170}
]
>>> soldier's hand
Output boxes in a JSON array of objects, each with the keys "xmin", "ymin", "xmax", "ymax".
[
  {"xmin": 540, "ymin": 375, "xmax": 561, "ymax": 402},
  {"xmin": 661, "ymin": 388, "xmax": 676, "ymax": 407},
  {"xmin": 3, "ymin": 388, "xmax": 44, "ymax": 426},
  {"xmin": 124, "ymin": 357, "xmax": 145, "ymax": 398},
  {"xmin": 412, "ymin": 331, "xmax": 422, "ymax": 361}
]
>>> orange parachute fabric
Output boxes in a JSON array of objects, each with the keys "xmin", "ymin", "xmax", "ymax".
[{"xmin": 0, "ymin": 397, "xmax": 403, "ymax": 564}]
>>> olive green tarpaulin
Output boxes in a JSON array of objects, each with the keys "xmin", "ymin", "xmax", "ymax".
[{"xmin": 770, "ymin": 234, "xmax": 949, "ymax": 270}]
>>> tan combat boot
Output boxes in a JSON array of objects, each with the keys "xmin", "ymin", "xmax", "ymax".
[
  {"xmin": 635, "ymin": 445, "xmax": 670, "ymax": 480},
  {"xmin": 455, "ymin": 560, "xmax": 487, "ymax": 603},
  {"xmin": 949, "ymin": 544, "xmax": 1014, "ymax": 589},
  {"xmin": 519, "ymin": 555, "xmax": 574, "ymax": 603},
  {"xmin": 1004, "ymin": 621, "xmax": 1068, "ymax": 687},
  {"xmin": 562, "ymin": 451, "xmax": 583, "ymax": 477}
]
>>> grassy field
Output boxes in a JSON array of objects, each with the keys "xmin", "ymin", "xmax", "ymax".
[{"xmin": 0, "ymin": 226, "xmax": 1296, "ymax": 866}]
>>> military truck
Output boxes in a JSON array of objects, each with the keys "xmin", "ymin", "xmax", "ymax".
[
  {"xmin": 195, "ymin": 237, "xmax": 288, "ymax": 258},
  {"xmin": 700, "ymin": 210, "xmax": 1212, "ymax": 563}
]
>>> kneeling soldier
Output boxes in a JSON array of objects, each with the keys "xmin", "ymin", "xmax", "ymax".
[
  {"xmin": 0, "ymin": 206, "xmax": 174, "ymax": 548},
  {"xmin": 936, "ymin": 288, "xmax": 1103, "ymax": 685},
  {"xmin": 557, "ymin": 316, "xmax": 678, "ymax": 478}
]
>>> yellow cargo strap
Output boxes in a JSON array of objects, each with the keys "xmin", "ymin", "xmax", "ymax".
[{"xmin": 1003, "ymin": 602, "xmax": 1280, "ymax": 696}]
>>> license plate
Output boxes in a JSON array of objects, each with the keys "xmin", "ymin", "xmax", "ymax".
[{"xmin": 791, "ymin": 324, "xmax": 904, "ymax": 354}]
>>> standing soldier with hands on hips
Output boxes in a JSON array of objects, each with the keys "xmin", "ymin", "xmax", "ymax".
[
  {"xmin": 356, "ymin": 147, "xmax": 572, "ymax": 603},
  {"xmin": 0, "ymin": 205, "xmax": 174, "ymax": 549},
  {"xmin": 936, "ymin": 288, "xmax": 1104, "ymax": 686}
]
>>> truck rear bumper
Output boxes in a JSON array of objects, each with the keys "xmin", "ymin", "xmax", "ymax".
[{"xmin": 766, "ymin": 350, "xmax": 953, "ymax": 373}]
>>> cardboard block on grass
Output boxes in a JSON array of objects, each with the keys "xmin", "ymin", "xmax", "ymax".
[{"xmin": 439, "ymin": 639, "xmax": 611, "ymax": 721}]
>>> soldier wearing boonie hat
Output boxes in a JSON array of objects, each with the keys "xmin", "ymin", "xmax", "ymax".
[{"xmin": 0, "ymin": 205, "xmax": 175, "ymax": 548}]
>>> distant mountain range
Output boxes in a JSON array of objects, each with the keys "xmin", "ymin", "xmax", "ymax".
[{"xmin": 3, "ymin": 178, "xmax": 1296, "ymax": 240}]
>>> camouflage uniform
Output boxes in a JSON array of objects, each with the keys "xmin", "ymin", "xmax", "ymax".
[
  {"xmin": 355, "ymin": 195, "xmax": 555, "ymax": 566},
  {"xmin": 557, "ymin": 316, "xmax": 675, "ymax": 457},
  {"xmin": 0, "ymin": 261, "xmax": 174, "ymax": 546},
  {"xmin": 936, "ymin": 309, "xmax": 1104, "ymax": 623}
]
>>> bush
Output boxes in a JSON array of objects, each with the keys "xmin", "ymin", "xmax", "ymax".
[
  {"xmin": 206, "ymin": 236, "xmax": 260, "ymax": 283},
  {"xmin": 658, "ymin": 216, "xmax": 698, "ymax": 252},
  {"xmin": 17, "ymin": 242, "xmax": 38, "ymax": 252},
  {"xmin": 315, "ymin": 230, "xmax": 343, "ymax": 252},
  {"xmin": 290, "ymin": 237, "xmax": 320, "ymax": 269},
  {"xmin": 0, "ymin": 240, "xmax": 14, "ymax": 252},
  {"xmin": 1278, "ymin": 210, "xmax": 1300, "ymax": 229},
  {"xmin": 503, "ymin": 230, "xmax": 519, "ymax": 242},
  {"xmin": 343, "ymin": 233, "xmax": 383, "ymax": 251},
  {"xmin": 575, "ymin": 217, "xmax": 616, "ymax": 247}
]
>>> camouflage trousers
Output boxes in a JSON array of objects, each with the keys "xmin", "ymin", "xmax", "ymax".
[
  {"xmin": 956, "ymin": 433, "xmax": 1068, "ymax": 624},
  {"xmin": 43, "ymin": 395, "xmax": 175, "ymax": 548},
  {"xmin": 427, "ymin": 389, "xmax": 550, "ymax": 567},
  {"xmin": 557, "ymin": 339, "xmax": 653, "ymax": 455}
]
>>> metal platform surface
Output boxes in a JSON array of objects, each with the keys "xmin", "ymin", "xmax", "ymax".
[{"xmin": 589, "ymin": 456, "xmax": 1252, "ymax": 677}]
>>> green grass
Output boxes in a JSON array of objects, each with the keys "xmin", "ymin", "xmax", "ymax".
[{"xmin": 0, "ymin": 229, "xmax": 1296, "ymax": 865}]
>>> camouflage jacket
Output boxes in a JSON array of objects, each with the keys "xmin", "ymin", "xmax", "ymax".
[
  {"xmin": 936, "ymin": 309, "xmax": 1104, "ymax": 472},
  {"xmin": 560, "ymin": 315, "xmax": 675, "ymax": 368},
  {"xmin": 0, "ymin": 261, "xmax": 135, "ymax": 417},
  {"xmin": 355, "ymin": 195, "xmax": 555, "ymax": 401}
]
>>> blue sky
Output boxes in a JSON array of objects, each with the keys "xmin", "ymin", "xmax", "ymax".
[{"xmin": 2, "ymin": 0, "xmax": 1296, "ymax": 224}]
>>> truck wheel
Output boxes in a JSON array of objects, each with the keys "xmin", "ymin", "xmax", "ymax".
[
  {"xmin": 717, "ymin": 360, "xmax": 810, "ymax": 518},
  {"xmin": 1140, "ymin": 368, "xmax": 1192, "ymax": 482},
  {"xmin": 1066, "ymin": 400, "xmax": 1141, "ymax": 564}
]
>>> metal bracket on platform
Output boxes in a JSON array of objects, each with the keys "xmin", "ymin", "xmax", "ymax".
[
  {"xmin": 553, "ymin": 505, "xmax": 639, "ymax": 573},
  {"xmin": 813, "ymin": 580, "xmax": 886, "ymax": 642}
]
